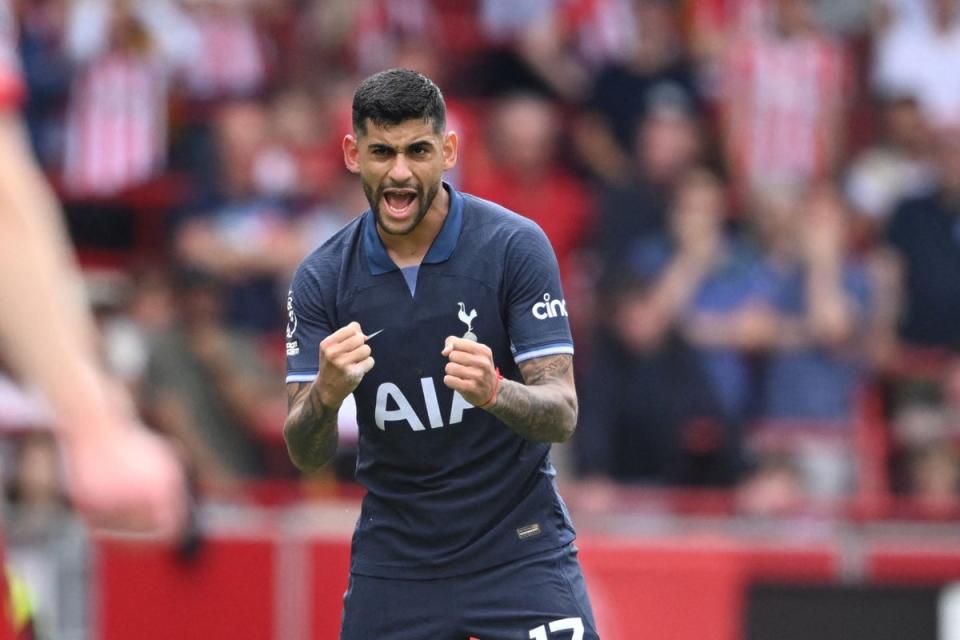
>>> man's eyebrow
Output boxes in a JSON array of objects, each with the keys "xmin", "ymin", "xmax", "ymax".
[{"xmin": 365, "ymin": 139, "xmax": 436, "ymax": 151}]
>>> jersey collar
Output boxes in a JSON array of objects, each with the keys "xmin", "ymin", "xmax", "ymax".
[{"xmin": 362, "ymin": 181, "xmax": 464, "ymax": 275}]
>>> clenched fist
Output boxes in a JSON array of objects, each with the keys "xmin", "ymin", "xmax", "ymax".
[
  {"xmin": 316, "ymin": 322, "xmax": 376, "ymax": 407},
  {"xmin": 61, "ymin": 421, "xmax": 187, "ymax": 539},
  {"xmin": 441, "ymin": 336, "xmax": 500, "ymax": 408}
]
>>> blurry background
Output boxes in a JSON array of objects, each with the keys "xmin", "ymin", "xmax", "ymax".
[{"xmin": 5, "ymin": 0, "xmax": 960, "ymax": 638}]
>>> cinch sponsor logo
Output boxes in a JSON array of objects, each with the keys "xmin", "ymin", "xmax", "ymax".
[{"xmin": 532, "ymin": 293, "xmax": 567, "ymax": 320}]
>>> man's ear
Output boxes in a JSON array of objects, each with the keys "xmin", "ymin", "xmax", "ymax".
[
  {"xmin": 343, "ymin": 134, "xmax": 360, "ymax": 174},
  {"xmin": 442, "ymin": 131, "xmax": 459, "ymax": 171}
]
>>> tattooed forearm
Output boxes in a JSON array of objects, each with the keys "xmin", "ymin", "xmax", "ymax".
[
  {"xmin": 283, "ymin": 382, "xmax": 339, "ymax": 472},
  {"xmin": 486, "ymin": 355, "xmax": 578, "ymax": 443}
]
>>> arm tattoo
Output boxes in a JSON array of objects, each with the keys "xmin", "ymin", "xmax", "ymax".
[
  {"xmin": 283, "ymin": 382, "xmax": 339, "ymax": 472},
  {"xmin": 487, "ymin": 355, "xmax": 578, "ymax": 443}
]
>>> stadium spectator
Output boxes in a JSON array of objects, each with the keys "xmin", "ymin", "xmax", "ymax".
[
  {"xmin": 719, "ymin": 0, "xmax": 852, "ymax": 195},
  {"xmin": 575, "ymin": 0, "xmax": 699, "ymax": 184},
  {"xmin": 890, "ymin": 353, "xmax": 960, "ymax": 514},
  {"xmin": 15, "ymin": 0, "xmax": 71, "ymax": 169},
  {"xmin": 748, "ymin": 184, "xmax": 873, "ymax": 420},
  {"xmin": 746, "ymin": 183, "xmax": 875, "ymax": 497},
  {"xmin": 873, "ymin": 0, "xmax": 960, "ymax": 128},
  {"xmin": 178, "ymin": 0, "xmax": 269, "ymax": 103},
  {"xmin": 577, "ymin": 169, "xmax": 746, "ymax": 487},
  {"xmin": 590, "ymin": 89, "xmax": 704, "ymax": 285},
  {"xmin": 576, "ymin": 274, "xmax": 734, "ymax": 487},
  {"xmin": 463, "ymin": 93, "xmax": 593, "ymax": 287},
  {"xmin": 688, "ymin": 0, "xmax": 771, "ymax": 65},
  {"xmin": 845, "ymin": 95, "xmax": 935, "ymax": 228},
  {"xmin": 62, "ymin": 0, "xmax": 198, "ymax": 197},
  {"xmin": 885, "ymin": 128, "xmax": 960, "ymax": 349},
  {"xmin": 291, "ymin": 0, "xmax": 437, "ymax": 81},
  {"xmin": 174, "ymin": 100, "xmax": 303, "ymax": 334},
  {"xmin": 652, "ymin": 168, "xmax": 769, "ymax": 429},
  {"xmin": 143, "ymin": 268, "xmax": 283, "ymax": 493},
  {"xmin": 480, "ymin": 0, "xmax": 653, "ymax": 103},
  {"xmin": 476, "ymin": 0, "xmax": 588, "ymax": 99},
  {"xmin": 690, "ymin": 0, "xmax": 870, "ymax": 67},
  {"xmin": 168, "ymin": 0, "xmax": 273, "ymax": 190}
]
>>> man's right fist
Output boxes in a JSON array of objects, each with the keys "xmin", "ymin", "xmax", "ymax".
[{"xmin": 315, "ymin": 321, "xmax": 376, "ymax": 407}]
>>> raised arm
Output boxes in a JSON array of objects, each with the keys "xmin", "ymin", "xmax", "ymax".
[
  {"xmin": 284, "ymin": 322, "xmax": 373, "ymax": 472},
  {"xmin": 0, "ymin": 111, "xmax": 186, "ymax": 536},
  {"xmin": 442, "ymin": 338, "xmax": 577, "ymax": 443}
]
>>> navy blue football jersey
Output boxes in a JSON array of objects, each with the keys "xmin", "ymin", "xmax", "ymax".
[{"xmin": 285, "ymin": 183, "xmax": 576, "ymax": 579}]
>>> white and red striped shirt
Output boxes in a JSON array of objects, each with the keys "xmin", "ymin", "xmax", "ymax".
[
  {"xmin": 63, "ymin": 52, "xmax": 168, "ymax": 197},
  {"xmin": 721, "ymin": 32, "xmax": 851, "ymax": 190}
]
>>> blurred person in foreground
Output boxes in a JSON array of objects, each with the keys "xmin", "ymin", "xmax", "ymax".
[
  {"xmin": 283, "ymin": 69, "xmax": 597, "ymax": 639},
  {"xmin": 0, "ymin": 0, "xmax": 186, "ymax": 634}
]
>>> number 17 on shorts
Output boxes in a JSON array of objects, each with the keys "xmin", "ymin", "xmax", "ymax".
[{"xmin": 529, "ymin": 617, "xmax": 584, "ymax": 639}]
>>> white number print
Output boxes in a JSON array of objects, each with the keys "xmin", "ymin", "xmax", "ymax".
[{"xmin": 528, "ymin": 617, "xmax": 584, "ymax": 640}]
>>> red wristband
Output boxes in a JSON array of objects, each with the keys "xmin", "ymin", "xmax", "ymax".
[{"xmin": 478, "ymin": 368, "xmax": 503, "ymax": 409}]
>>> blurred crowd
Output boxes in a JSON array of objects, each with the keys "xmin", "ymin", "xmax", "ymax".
[{"xmin": 2, "ymin": 0, "xmax": 960, "ymax": 522}]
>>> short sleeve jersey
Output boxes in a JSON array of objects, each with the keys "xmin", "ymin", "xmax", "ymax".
[
  {"xmin": 286, "ymin": 183, "xmax": 577, "ymax": 578},
  {"xmin": 0, "ymin": 0, "xmax": 23, "ymax": 110}
]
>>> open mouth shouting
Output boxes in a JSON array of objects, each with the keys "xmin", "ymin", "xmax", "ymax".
[{"xmin": 382, "ymin": 188, "xmax": 419, "ymax": 224}]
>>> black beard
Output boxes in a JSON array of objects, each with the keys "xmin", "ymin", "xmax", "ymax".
[{"xmin": 363, "ymin": 180, "xmax": 441, "ymax": 236}]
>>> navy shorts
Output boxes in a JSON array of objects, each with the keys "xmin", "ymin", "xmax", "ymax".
[{"xmin": 340, "ymin": 544, "xmax": 599, "ymax": 640}]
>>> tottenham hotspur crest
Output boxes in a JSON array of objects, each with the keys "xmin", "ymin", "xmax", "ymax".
[{"xmin": 457, "ymin": 302, "xmax": 478, "ymax": 341}]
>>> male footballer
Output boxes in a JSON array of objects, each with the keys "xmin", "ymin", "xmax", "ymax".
[{"xmin": 284, "ymin": 69, "xmax": 597, "ymax": 639}]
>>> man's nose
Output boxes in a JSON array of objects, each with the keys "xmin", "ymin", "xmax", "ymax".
[{"xmin": 388, "ymin": 154, "xmax": 413, "ymax": 183}]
